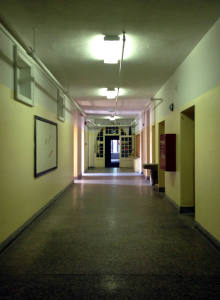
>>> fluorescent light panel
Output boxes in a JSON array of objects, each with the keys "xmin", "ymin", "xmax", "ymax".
[
  {"xmin": 109, "ymin": 115, "xmax": 120, "ymax": 121},
  {"xmin": 104, "ymin": 35, "xmax": 121, "ymax": 64},
  {"xmin": 106, "ymin": 88, "xmax": 117, "ymax": 99}
]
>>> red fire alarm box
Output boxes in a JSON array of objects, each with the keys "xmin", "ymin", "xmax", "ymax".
[{"xmin": 160, "ymin": 134, "xmax": 176, "ymax": 171}]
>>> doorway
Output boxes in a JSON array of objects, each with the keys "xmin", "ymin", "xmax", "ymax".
[
  {"xmin": 180, "ymin": 106, "xmax": 195, "ymax": 214},
  {"xmin": 105, "ymin": 136, "xmax": 120, "ymax": 168},
  {"xmin": 158, "ymin": 121, "xmax": 165, "ymax": 191},
  {"xmin": 152, "ymin": 125, "xmax": 155, "ymax": 163}
]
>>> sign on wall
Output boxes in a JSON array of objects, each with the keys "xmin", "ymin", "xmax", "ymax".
[{"xmin": 34, "ymin": 116, "xmax": 58, "ymax": 177}]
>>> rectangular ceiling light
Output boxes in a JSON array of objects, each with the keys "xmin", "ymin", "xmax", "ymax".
[
  {"xmin": 104, "ymin": 35, "xmax": 121, "ymax": 64},
  {"xmin": 106, "ymin": 88, "xmax": 117, "ymax": 99}
]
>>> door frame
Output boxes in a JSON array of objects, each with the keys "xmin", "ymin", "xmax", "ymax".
[{"xmin": 105, "ymin": 135, "xmax": 119, "ymax": 168}]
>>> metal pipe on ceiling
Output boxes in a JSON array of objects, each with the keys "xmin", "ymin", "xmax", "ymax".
[
  {"xmin": 85, "ymin": 119, "xmax": 96, "ymax": 127},
  {"xmin": 142, "ymin": 97, "xmax": 164, "ymax": 114},
  {"xmin": 114, "ymin": 31, "xmax": 126, "ymax": 116},
  {"xmin": 0, "ymin": 15, "xmax": 86, "ymax": 117}
]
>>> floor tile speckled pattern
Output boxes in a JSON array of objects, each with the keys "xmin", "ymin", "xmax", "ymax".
[{"xmin": 0, "ymin": 172, "xmax": 220, "ymax": 299}]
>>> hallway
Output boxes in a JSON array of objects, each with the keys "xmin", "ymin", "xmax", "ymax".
[{"xmin": 0, "ymin": 174, "xmax": 220, "ymax": 299}]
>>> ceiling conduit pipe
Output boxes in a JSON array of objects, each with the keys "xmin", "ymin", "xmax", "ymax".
[
  {"xmin": 142, "ymin": 97, "xmax": 164, "ymax": 114},
  {"xmin": 0, "ymin": 15, "xmax": 86, "ymax": 117},
  {"xmin": 114, "ymin": 31, "xmax": 126, "ymax": 116},
  {"xmin": 150, "ymin": 97, "xmax": 164, "ymax": 111}
]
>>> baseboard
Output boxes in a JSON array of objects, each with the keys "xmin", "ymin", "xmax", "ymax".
[
  {"xmin": 165, "ymin": 195, "xmax": 195, "ymax": 214},
  {"xmin": 165, "ymin": 195, "xmax": 219, "ymax": 250},
  {"xmin": 165, "ymin": 194, "xmax": 179, "ymax": 210},
  {"xmin": 179, "ymin": 206, "xmax": 195, "ymax": 214},
  {"xmin": 194, "ymin": 221, "xmax": 220, "ymax": 251},
  {"xmin": 0, "ymin": 181, "xmax": 74, "ymax": 254},
  {"xmin": 152, "ymin": 185, "xmax": 165, "ymax": 192}
]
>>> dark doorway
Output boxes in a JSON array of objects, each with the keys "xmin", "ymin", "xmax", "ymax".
[
  {"xmin": 105, "ymin": 136, "xmax": 120, "ymax": 168},
  {"xmin": 180, "ymin": 105, "xmax": 195, "ymax": 214}
]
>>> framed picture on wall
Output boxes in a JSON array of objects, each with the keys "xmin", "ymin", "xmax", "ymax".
[
  {"xmin": 14, "ymin": 45, "xmax": 34, "ymax": 106},
  {"xmin": 34, "ymin": 116, "xmax": 58, "ymax": 177}
]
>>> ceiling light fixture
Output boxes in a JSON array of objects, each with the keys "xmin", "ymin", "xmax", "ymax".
[
  {"xmin": 109, "ymin": 115, "xmax": 120, "ymax": 121},
  {"xmin": 103, "ymin": 35, "xmax": 121, "ymax": 64},
  {"xmin": 106, "ymin": 88, "xmax": 117, "ymax": 99}
]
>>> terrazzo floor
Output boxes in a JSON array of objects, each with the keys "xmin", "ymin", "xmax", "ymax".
[{"xmin": 0, "ymin": 171, "xmax": 220, "ymax": 299}]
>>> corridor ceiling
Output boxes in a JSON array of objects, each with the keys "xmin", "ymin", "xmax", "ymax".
[{"xmin": 1, "ymin": 0, "xmax": 220, "ymax": 121}]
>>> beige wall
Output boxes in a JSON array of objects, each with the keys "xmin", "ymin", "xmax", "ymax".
[
  {"xmin": 195, "ymin": 86, "xmax": 220, "ymax": 241},
  {"xmin": 84, "ymin": 125, "xmax": 89, "ymax": 172},
  {"xmin": 151, "ymin": 19, "xmax": 220, "ymax": 241},
  {"xmin": 0, "ymin": 25, "xmax": 75, "ymax": 245},
  {"xmin": 133, "ymin": 158, "xmax": 141, "ymax": 173},
  {"xmin": 0, "ymin": 83, "xmax": 74, "ymax": 244},
  {"xmin": 157, "ymin": 121, "xmax": 165, "ymax": 189},
  {"xmin": 153, "ymin": 85, "xmax": 220, "ymax": 241},
  {"xmin": 180, "ymin": 112, "xmax": 195, "ymax": 207},
  {"xmin": 139, "ymin": 108, "xmax": 156, "ymax": 178},
  {"xmin": 88, "ymin": 129, "xmax": 96, "ymax": 167},
  {"xmin": 140, "ymin": 111, "xmax": 150, "ymax": 176},
  {"xmin": 164, "ymin": 113, "xmax": 180, "ymax": 202},
  {"xmin": 73, "ymin": 111, "xmax": 82, "ymax": 178}
]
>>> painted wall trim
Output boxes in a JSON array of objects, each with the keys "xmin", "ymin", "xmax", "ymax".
[
  {"xmin": 165, "ymin": 194, "xmax": 194, "ymax": 214},
  {"xmin": 0, "ymin": 181, "xmax": 74, "ymax": 254},
  {"xmin": 165, "ymin": 195, "xmax": 220, "ymax": 250},
  {"xmin": 164, "ymin": 194, "xmax": 179, "ymax": 211},
  {"xmin": 179, "ymin": 207, "xmax": 195, "ymax": 214},
  {"xmin": 165, "ymin": 194, "xmax": 219, "ymax": 250},
  {"xmin": 194, "ymin": 221, "xmax": 220, "ymax": 251}
]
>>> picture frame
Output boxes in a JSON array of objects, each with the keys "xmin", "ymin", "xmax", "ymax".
[
  {"xmin": 14, "ymin": 45, "xmax": 34, "ymax": 106},
  {"xmin": 34, "ymin": 116, "xmax": 58, "ymax": 177}
]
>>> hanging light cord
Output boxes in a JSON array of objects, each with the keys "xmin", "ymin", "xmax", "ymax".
[{"xmin": 114, "ymin": 31, "xmax": 126, "ymax": 116}]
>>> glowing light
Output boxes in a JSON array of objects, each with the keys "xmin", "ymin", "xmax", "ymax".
[
  {"xmin": 99, "ymin": 88, "xmax": 119, "ymax": 99},
  {"xmin": 90, "ymin": 34, "xmax": 133, "ymax": 62},
  {"xmin": 104, "ymin": 35, "xmax": 121, "ymax": 64},
  {"xmin": 109, "ymin": 115, "xmax": 120, "ymax": 121},
  {"xmin": 106, "ymin": 88, "xmax": 117, "ymax": 99}
]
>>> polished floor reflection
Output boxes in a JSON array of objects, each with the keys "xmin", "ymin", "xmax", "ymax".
[
  {"xmin": 0, "ymin": 173, "xmax": 220, "ymax": 299},
  {"xmin": 78, "ymin": 168, "xmax": 149, "ymax": 186},
  {"xmin": 83, "ymin": 167, "xmax": 137, "ymax": 176}
]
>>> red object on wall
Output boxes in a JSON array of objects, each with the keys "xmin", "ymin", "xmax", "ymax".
[{"xmin": 160, "ymin": 134, "xmax": 176, "ymax": 171}]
